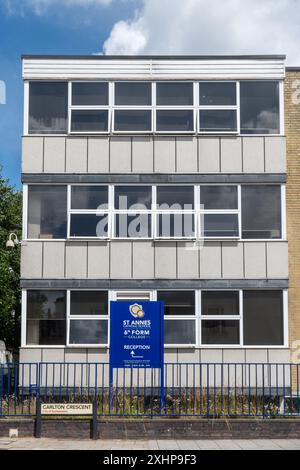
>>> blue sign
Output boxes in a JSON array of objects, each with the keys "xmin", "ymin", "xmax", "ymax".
[{"xmin": 109, "ymin": 301, "xmax": 164, "ymax": 369}]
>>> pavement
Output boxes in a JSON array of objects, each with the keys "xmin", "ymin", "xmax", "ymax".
[{"xmin": 0, "ymin": 438, "xmax": 300, "ymax": 450}]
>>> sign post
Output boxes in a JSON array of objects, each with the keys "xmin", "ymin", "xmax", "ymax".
[{"xmin": 109, "ymin": 301, "xmax": 164, "ymax": 410}]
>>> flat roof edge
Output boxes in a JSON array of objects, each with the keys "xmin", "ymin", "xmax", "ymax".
[{"xmin": 21, "ymin": 54, "xmax": 286, "ymax": 60}]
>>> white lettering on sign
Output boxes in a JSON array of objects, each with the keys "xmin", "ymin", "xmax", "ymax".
[{"xmin": 41, "ymin": 403, "xmax": 93, "ymax": 415}]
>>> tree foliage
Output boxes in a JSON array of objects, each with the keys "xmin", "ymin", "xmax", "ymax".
[{"xmin": 0, "ymin": 169, "xmax": 22, "ymax": 350}]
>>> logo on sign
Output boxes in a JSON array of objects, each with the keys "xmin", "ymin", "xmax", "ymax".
[{"xmin": 129, "ymin": 303, "xmax": 145, "ymax": 319}]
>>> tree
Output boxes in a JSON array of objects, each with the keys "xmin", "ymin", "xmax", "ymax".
[{"xmin": 0, "ymin": 169, "xmax": 22, "ymax": 351}]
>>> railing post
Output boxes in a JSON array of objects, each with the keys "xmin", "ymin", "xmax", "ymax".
[
  {"xmin": 91, "ymin": 396, "xmax": 98, "ymax": 440},
  {"xmin": 35, "ymin": 395, "xmax": 41, "ymax": 438}
]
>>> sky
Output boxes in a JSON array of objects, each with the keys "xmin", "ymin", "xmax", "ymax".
[{"xmin": 0, "ymin": 0, "xmax": 300, "ymax": 189}]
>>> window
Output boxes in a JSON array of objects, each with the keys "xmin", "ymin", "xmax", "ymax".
[
  {"xmin": 201, "ymin": 291, "xmax": 240, "ymax": 345},
  {"xmin": 69, "ymin": 185, "xmax": 109, "ymax": 238},
  {"xmin": 200, "ymin": 186, "xmax": 239, "ymax": 238},
  {"xmin": 29, "ymin": 82, "xmax": 68, "ymax": 134},
  {"xmin": 157, "ymin": 291, "xmax": 196, "ymax": 345},
  {"xmin": 68, "ymin": 291, "xmax": 108, "ymax": 346},
  {"xmin": 156, "ymin": 186, "xmax": 195, "ymax": 238},
  {"xmin": 114, "ymin": 186, "xmax": 152, "ymax": 238},
  {"xmin": 114, "ymin": 82, "xmax": 152, "ymax": 132},
  {"xmin": 70, "ymin": 82, "xmax": 109, "ymax": 133},
  {"xmin": 115, "ymin": 82, "xmax": 151, "ymax": 106},
  {"xmin": 199, "ymin": 82, "xmax": 237, "ymax": 133},
  {"xmin": 240, "ymin": 81, "xmax": 280, "ymax": 134},
  {"xmin": 156, "ymin": 82, "xmax": 194, "ymax": 132},
  {"xmin": 243, "ymin": 291, "xmax": 284, "ymax": 345},
  {"xmin": 241, "ymin": 185, "xmax": 282, "ymax": 239},
  {"xmin": 27, "ymin": 185, "xmax": 67, "ymax": 239},
  {"xmin": 26, "ymin": 290, "xmax": 66, "ymax": 345}
]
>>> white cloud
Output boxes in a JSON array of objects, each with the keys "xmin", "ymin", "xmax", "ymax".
[
  {"xmin": 4, "ymin": 0, "xmax": 112, "ymax": 15},
  {"xmin": 103, "ymin": 0, "xmax": 300, "ymax": 64}
]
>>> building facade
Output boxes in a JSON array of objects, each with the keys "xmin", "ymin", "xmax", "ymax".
[{"xmin": 20, "ymin": 55, "xmax": 290, "ymax": 371}]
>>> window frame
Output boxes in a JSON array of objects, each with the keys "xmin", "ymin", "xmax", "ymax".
[{"xmin": 21, "ymin": 289, "xmax": 288, "ymax": 349}]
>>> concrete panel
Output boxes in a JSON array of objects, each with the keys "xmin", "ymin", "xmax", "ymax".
[
  {"xmin": 110, "ymin": 241, "xmax": 132, "ymax": 278},
  {"xmin": 177, "ymin": 349, "xmax": 201, "ymax": 363},
  {"xmin": 176, "ymin": 137, "xmax": 198, "ymax": 172},
  {"xmin": 65, "ymin": 242, "xmax": 87, "ymax": 278},
  {"xmin": 87, "ymin": 349, "xmax": 109, "ymax": 363},
  {"xmin": 245, "ymin": 349, "xmax": 268, "ymax": 363},
  {"xmin": 132, "ymin": 136, "xmax": 154, "ymax": 173},
  {"xmin": 154, "ymin": 137, "xmax": 176, "ymax": 173},
  {"xmin": 201, "ymin": 349, "xmax": 223, "ymax": 363},
  {"xmin": 177, "ymin": 242, "xmax": 199, "ymax": 279},
  {"xmin": 19, "ymin": 348, "xmax": 42, "ymax": 363},
  {"xmin": 154, "ymin": 242, "xmax": 177, "ymax": 278},
  {"xmin": 265, "ymin": 137, "xmax": 286, "ymax": 173},
  {"xmin": 242, "ymin": 137, "xmax": 264, "ymax": 173},
  {"xmin": 132, "ymin": 241, "xmax": 155, "ymax": 278},
  {"xmin": 199, "ymin": 242, "xmax": 222, "ymax": 279},
  {"xmin": 22, "ymin": 137, "xmax": 43, "ymax": 173},
  {"xmin": 220, "ymin": 137, "xmax": 242, "ymax": 173},
  {"xmin": 266, "ymin": 242, "xmax": 288, "ymax": 278},
  {"xmin": 87, "ymin": 137, "xmax": 109, "ymax": 173},
  {"xmin": 64, "ymin": 349, "xmax": 88, "ymax": 362},
  {"xmin": 87, "ymin": 242, "xmax": 110, "ymax": 278},
  {"xmin": 110, "ymin": 136, "xmax": 131, "ymax": 173},
  {"xmin": 244, "ymin": 242, "xmax": 266, "ymax": 278},
  {"xmin": 41, "ymin": 348, "xmax": 65, "ymax": 363},
  {"xmin": 268, "ymin": 349, "xmax": 290, "ymax": 363},
  {"xmin": 222, "ymin": 242, "xmax": 244, "ymax": 279},
  {"xmin": 223, "ymin": 349, "xmax": 246, "ymax": 363},
  {"xmin": 198, "ymin": 138, "xmax": 220, "ymax": 173},
  {"xmin": 43, "ymin": 137, "xmax": 65, "ymax": 173},
  {"xmin": 21, "ymin": 242, "xmax": 43, "ymax": 278},
  {"xmin": 43, "ymin": 242, "xmax": 65, "ymax": 278},
  {"xmin": 66, "ymin": 138, "xmax": 88, "ymax": 173},
  {"xmin": 164, "ymin": 349, "xmax": 178, "ymax": 363}
]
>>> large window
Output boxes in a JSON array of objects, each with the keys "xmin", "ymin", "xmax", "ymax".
[
  {"xmin": 26, "ymin": 290, "xmax": 66, "ymax": 345},
  {"xmin": 27, "ymin": 80, "xmax": 282, "ymax": 135},
  {"xmin": 24, "ymin": 289, "xmax": 286, "ymax": 347},
  {"xmin": 29, "ymin": 82, "xmax": 68, "ymax": 134},
  {"xmin": 68, "ymin": 291, "xmax": 108, "ymax": 346},
  {"xmin": 240, "ymin": 81, "xmax": 280, "ymax": 134},
  {"xmin": 27, "ymin": 185, "xmax": 67, "ymax": 239},
  {"xmin": 26, "ymin": 184, "xmax": 284, "ymax": 241},
  {"xmin": 241, "ymin": 185, "xmax": 282, "ymax": 239}
]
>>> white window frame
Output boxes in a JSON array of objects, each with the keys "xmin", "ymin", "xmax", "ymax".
[
  {"xmin": 66, "ymin": 289, "xmax": 109, "ymax": 347},
  {"xmin": 69, "ymin": 81, "xmax": 111, "ymax": 135}
]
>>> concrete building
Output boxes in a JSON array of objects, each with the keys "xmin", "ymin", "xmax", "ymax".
[{"xmin": 20, "ymin": 55, "xmax": 290, "ymax": 381}]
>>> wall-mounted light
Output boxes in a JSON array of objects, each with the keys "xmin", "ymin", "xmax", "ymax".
[{"xmin": 6, "ymin": 233, "xmax": 19, "ymax": 249}]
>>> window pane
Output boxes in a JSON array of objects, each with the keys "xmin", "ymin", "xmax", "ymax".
[
  {"xmin": 157, "ymin": 82, "xmax": 193, "ymax": 105},
  {"xmin": 240, "ymin": 81, "xmax": 279, "ymax": 134},
  {"xmin": 156, "ymin": 186, "xmax": 194, "ymax": 209},
  {"xmin": 203, "ymin": 214, "xmax": 239, "ymax": 237},
  {"xmin": 164, "ymin": 320, "xmax": 195, "ymax": 344},
  {"xmin": 199, "ymin": 82, "xmax": 236, "ymax": 105},
  {"xmin": 157, "ymin": 291, "xmax": 195, "ymax": 315},
  {"xmin": 157, "ymin": 110, "xmax": 194, "ymax": 132},
  {"xmin": 241, "ymin": 185, "xmax": 281, "ymax": 239},
  {"xmin": 202, "ymin": 291, "xmax": 239, "ymax": 316},
  {"xmin": 71, "ymin": 186, "xmax": 108, "ymax": 210},
  {"xmin": 157, "ymin": 213, "xmax": 195, "ymax": 237},
  {"xmin": 200, "ymin": 110, "xmax": 237, "ymax": 132},
  {"xmin": 200, "ymin": 186, "xmax": 237, "ymax": 210},
  {"xmin": 243, "ymin": 291, "xmax": 283, "ymax": 345},
  {"xmin": 28, "ymin": 186, "xmax": 67, "ymax": 239},
  {"xmin": 72, "ymin": 82, "xmax": 108, "ymax": 106},
  {"xmin": 115, "ymin": 214, "xmax": 151, "ymax": 238},
  {"xmin": 70, "ymin": 291, "xmax": 108, "ymax": 315},
  {"xmin": 115, "ymin": 82, "xmax": 151, "ymax": 105},
  {"xmin": 71, "ymin": 110, "xmax": 108, "ymax": 132},
  {"xmin": 70, "ymin": 214, "xmax": 108, "ymax": 237},
  {"xmin": 29, "ymin": 82, "xmax": 68, "ymax": 134},
  {"xmin": 114, "ymin": 110, "xmax": 151, "ymax": 131},
  {"xmin": 114, "ymin": 186, "xmax": 152, "ymax": 210},
  {"xmin": 69, "ymin": 320, "xmax": 108, "ymax": 344},
  {"xmin": 202, "ymin": 320, "xmax": 239, "ymax": 345},
  {"xmin": 27, "ymin": 290, "xmax": 66, "ymax": 345}
]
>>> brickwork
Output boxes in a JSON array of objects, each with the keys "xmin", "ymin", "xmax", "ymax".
[{"xmin": 285, "ymin": 70, "xmax": 300, "ymax": 362}]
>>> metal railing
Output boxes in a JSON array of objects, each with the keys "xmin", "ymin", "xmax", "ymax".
[{"xmin": 1, "ymin": 362, "xmax": 300, "ymax": 418}]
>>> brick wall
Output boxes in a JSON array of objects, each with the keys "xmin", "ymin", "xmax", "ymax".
[{"xmin": 285, "ymin": 70, "xmax": 300, "ymax": 362}]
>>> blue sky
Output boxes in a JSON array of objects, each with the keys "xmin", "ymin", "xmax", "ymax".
[
  {"xmin": 0, "ymin": 0, "xmax": 141, "ymax": 188},
  {"xmin": 1, "ymin": 0, "xmax": 299, "ymax": 189}
]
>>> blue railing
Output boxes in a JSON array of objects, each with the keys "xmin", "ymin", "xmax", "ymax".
[{"xmin": 0, "ymin": 362, "xmax": 300, "ymax": 417}]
